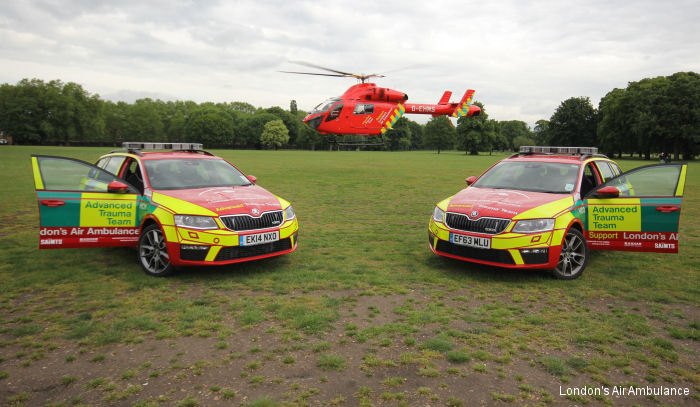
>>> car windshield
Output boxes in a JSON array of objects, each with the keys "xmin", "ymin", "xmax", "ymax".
[
  {"xmin": 472, "ymin": 161, "xmax": 580, "ymax": 194},
  {"xmin": 143, "ymin": 158, "xmax": 252, "ymax": 190},
  {"xmin": 310, "ymin": 97, "xmax": 341, "ymax": 114}
]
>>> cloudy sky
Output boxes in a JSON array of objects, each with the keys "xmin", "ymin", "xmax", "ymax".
[{"xmin": 1, "ymin": 0, "xmax": 698, "ymax": 126}]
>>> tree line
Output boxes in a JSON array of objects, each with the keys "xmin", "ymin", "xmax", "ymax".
[{"xmin": 0, "ymin": 72, "xmax": 697, "ymax": 158}]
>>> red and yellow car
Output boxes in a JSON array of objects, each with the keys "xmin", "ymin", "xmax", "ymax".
[
  {"xmin": 31, "ymin": 142, "xmax": 298, "ymax": 276},
  {"xmin": 428, "ymin": 146, "xmax": 687, "ymax": 279}
]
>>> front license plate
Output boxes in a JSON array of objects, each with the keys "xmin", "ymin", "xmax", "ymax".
[
  {"xmin": 240, "ymin": 231, "xmax": 279, "ymax": 246},
  {"xmin": 450, "ymin": 233, "xmax": 491, "ymax": 249}
]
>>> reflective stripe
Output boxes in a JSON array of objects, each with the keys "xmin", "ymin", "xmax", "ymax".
[
  {"xmin": 31, "ymin": 157, "xmax": 44, "ymax": 190},
  {"xmin": 509, "ymin": 249, "xmax": 524, "ymax": 265},
  {"xmin": 675, "ymin": 164, "xmax": 687, "ymax": 196}
]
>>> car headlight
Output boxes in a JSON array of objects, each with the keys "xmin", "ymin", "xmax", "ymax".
[
  {"xmin": 512, "ymin": 219, "xmax": 555, "ymax": 233},
  {"xmin": 285, "ymin": 205, "xmax": 295, "ymax": 221},
  {"xmin": 174, "ymin": 215, "xmax": 218, "ymax": 230},
  {"xmin": 432, "ymin": 206, "xmax": 445, "ymax": 223}
]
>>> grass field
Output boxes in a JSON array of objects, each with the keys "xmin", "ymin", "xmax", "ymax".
[{"xmin": 0, "ymin": 146, "xmax": 698, "ymax": 407}]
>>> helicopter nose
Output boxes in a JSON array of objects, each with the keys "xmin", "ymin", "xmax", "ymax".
[{"xmin": 305, "ymin": 115, "xmax": 323, "ymax": 130}]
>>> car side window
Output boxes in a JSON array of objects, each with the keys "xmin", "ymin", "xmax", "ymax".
[
  {"xmin": 609, "ymin": 162, "xmax": 621, "ymax": 176},
  {"xmin": 103, "ymin": 156, "xmax": 126, "ymax": 175},
  {"xmin": 580, "ymin": 163, "xmax": 601, "ymax": 197},
  {"xmin": 122, "ymin": 159, "xmax": 144, "ymax": 194},
  {"xmin": 595, "ymin": 161, "xmax": 615, "ymax": 182},
  {"xmin": 601, "ymin": 165, "xmax": 683, "ymax": 197},
  {"xmin": 36, "ymin": 156, "xmax": 122, "ymax": 192}
]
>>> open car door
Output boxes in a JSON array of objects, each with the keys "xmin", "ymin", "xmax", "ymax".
[
  {"xmin": 583, "ymin": 163, "xmax": 687, "ymax": 252},
  {"xmin": 31, "ymin": 155, "xmax": 141, "ymax": 249}
]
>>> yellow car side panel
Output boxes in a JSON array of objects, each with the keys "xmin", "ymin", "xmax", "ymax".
[
  {"xmin": 513, "ymin": 196, "xmax": 573, "ymax": 220},
  {"xmin": 151, "ymin": 192, "xmax": 217, "ymax": 217}
]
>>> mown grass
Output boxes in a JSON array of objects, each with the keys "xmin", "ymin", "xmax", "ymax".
[{"xmin": 0, "ymin": 146, "xmax": 698, "ymax": 406}]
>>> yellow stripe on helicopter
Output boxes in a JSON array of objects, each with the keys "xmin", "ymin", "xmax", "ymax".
[
  {"xmin": 452, "ymin": 91, "xmax": 474, "ymax": 118},
  {"xmin": 380, "ymin": 104, "xmax": 405, "ymax": 134}
]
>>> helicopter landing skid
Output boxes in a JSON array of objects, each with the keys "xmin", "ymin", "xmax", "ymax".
[{"xmin": 327, "ymin": 134, "xmax": 385, "ymax": 147}]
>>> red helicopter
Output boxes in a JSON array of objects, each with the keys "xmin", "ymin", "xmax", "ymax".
[{"xmin": 281, "ymin": 62, "xmax": 481, "ymax": 141}]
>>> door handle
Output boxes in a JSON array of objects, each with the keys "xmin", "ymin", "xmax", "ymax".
[
  {"xmin": 40, "ymin": 200, "xmax": 65, "ymax": 207},
  {"xmin": 655, "ymin": 206, "xmax": 679, "ymax": 213}
]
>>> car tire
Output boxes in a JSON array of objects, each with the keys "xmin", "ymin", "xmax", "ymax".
[
  {"xmin": 552, "ymin": 227, "xmax": 588, "ymax": 280},
  {"xmin": 138, "ymin": 223, "xmax": 174, "ymax": 277}
]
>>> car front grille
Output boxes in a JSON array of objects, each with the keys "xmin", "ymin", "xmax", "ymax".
[
  {"xmin": 445, "ymin": 213, "xmax": 510, "ymax": 234},
  {"xmin": 435, "ymin": 240, "xmax": 515, "ymax": 265},
  {"xmin": 214, "ymin": 238, "xmax": 292, "ymax": 261},
  {"xmin": 220, "ymin": 211, "xmax": 284, "ymax": 231}
]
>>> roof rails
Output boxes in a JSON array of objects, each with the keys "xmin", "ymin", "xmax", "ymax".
[
  {"xmin": 512, "ymin": 146, "xmax": 608, "ymax": 160},
  {"xmin": 109, "ymin": 142, "xmax": 213, "ymax": 156}
]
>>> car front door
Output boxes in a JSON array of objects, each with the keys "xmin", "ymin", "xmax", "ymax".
[
  {"xmin": 31, "ymin": 155, "xmax": 141, "ymax": 248},
  {"xmin": 583, "ymin": 163, "xmax": 687, "ymax": 252}
]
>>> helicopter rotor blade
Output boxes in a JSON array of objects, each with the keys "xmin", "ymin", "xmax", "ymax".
[
  {"xmin": 288, "ymin": 61, "xmax": 355, "ymax": 77},
  {"xmin": 284, "ymin": 61, "xmax": 388, "ymax": 83},
  {"xmin": 279, "ymin": 70, "xmax": 353, "ymax": 78}
]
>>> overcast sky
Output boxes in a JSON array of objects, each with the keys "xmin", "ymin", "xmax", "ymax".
[{"xmin": 1, "ymin": 0, "xmax": 698, "ymax": 126}]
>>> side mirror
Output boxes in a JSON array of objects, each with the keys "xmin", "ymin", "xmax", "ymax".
[
  {"xmin": 108, "ymin": 180, "xmax": 129, "ymax": 193},
  {"xmin": 247, "ymin": 175, "xmax": 257, "ymax": 184},
  {"xmin": 465, "ymin": 176, "xmax": 477, "ymax": 186},
  {"xmin": 595, "ymin": 186, "xmax": 620, "ymax": 198}
]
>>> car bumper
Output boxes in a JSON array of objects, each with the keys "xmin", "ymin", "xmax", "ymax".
[
  {"xmin": 164, "ymin": 218, "xmax": 299, "ymax": 266},
  {"xmin": 428, "ymin": 218, "xmax": 562, "ymax": 269}
]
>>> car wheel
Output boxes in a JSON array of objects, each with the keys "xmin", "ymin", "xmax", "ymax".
[
  {"xmin": 552, "ymin": 228, "xmax": 588, "ymax": 280},
  {"xmin": 138, "ymin": 223, "xmax": 174, "ymax": 276}
]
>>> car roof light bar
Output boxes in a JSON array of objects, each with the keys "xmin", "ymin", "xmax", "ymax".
[
  {"xmin": 122, "ymin": 142, "xmax": 204, "ymax": 151},
  {"xmin": 519, "ymin": 146, "xmax": 598, "ymax": 155}
]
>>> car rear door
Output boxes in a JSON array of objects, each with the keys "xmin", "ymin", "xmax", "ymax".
[
  {"xmin": 31, "ymin": 155, "xmax": 141, "ymax": 248},
  {"xmin": 583, "ymin": 163, "xmax": 687, "ymax": 252}
]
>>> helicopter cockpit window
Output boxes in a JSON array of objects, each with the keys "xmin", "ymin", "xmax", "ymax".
[
  {"xmin": 353, "ymin": 103, "xmax": 374, "ymax": 115},
  {"xmin": 311, "ymin": 97, "xmax": 341, "ymax": 114}
]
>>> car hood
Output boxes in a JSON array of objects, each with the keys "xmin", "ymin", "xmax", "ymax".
[
  {"xmin": 153, "ymin": 185, "xmax": 282, "ymax": 216},
  {"xmin": 447, "ymin": 187, "xmax": 573, "ymax": 220}
]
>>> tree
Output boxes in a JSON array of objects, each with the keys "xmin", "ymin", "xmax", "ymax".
[
  {"xmin": 0, "ymin": 79, "xmax": 54, "ymax": 144},
  {"xmin": 296, "ymin": 123, "xmax": 324, "ymax": 150},
  {"xmin": 185, "ymin": 106, "xmax": 234, "ymax": 146},
  {"xmin": 406, "ymin": 119, "xmax": 424, "ymax": 150},
  {"xmin": 548, "ymin": 97, "xmax": 597, "ymax": 147},
  {"xmin": 498, "ymin": 120, "xmax": 531, "ymax": 151},
  {"xmin": 455, "ymin": 102, "xmax": 494, "ymax": 155},
  {"xmin": 162, "ymin": 100, "xmax": 197, "ymax": 143},
  {"xmin": 264, "ymin": 106, "xmax": 299, "ymax": 146},
  {"xmin": 52, "ymin": 81, "xmax": 104, "ymax": 144},
  {"xmin": 423, "ymin": 116, "xmax": 454, "ymax": 154},
  {"xmin": 597, "ymin": 88, "xmax": 635, "ymax": 157},
  {"xmin": 260, "ymin": 119, "xmax": 289, "ymax": 149},
  {"xmin": 122, "ymin": 98, "xmax": 166, "ymax": 142},
  {"xmin": 239, "ymin": 112, "xmax": 279, "ymax": 147},
  {"xmin": 533, "ymin": 120, "xmax": 549, "ymax": 146},
  {"xmin": 512, "ymin": 134, "xmax": 536, "ymax": 150},
  {"xmin": 596, "ymin": 72, "xmax": 699, "ymax": 160},
  {"xmin": 384, "ymin": 117, "xmax": 411, "ymax": 151}
]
